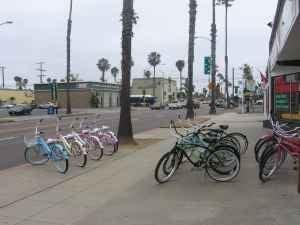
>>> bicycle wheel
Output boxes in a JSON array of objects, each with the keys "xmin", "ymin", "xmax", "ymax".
[
  {"xmin": 70, "ymin": 142, "xmax": 87, "ymax": 167},
  {"xmin": 259, "ymin": 147, "xmax": 280, "ymax": 182},
  {"xmin": 227, "ymin": 133, "xmax": 248, "ymax": 155},
  {"xmin": 100, "ymin": 135, "xmax": 116, "ymax": 156},
  {"xmin": 255, "ymin": 138, "xmax": 276, "ymax": 163},
  {"xmin": 87, "ymin": 137, "xmax": 104, "ymax": 160},
  {"xmin": 155, "ymin": 151, "xmax": 178, "ymax": 184},
  {"xmin": 219, "ymin": 137, "xmax": 240, "ymax": 155},
  {"xmin": 205, "ymin": 148, "xmax": 240, "ymax": 182},
  {"xmin": 24, "ymin": 144, "xmax": 49, "ymax": 165},
  {"xmin": 50, "ymin": 144, "xmax": 69, "ymax": 174}
]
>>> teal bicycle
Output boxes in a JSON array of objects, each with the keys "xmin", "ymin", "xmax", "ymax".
[
  {"xmin": 155, "ymin": 121, "xmax": 240, "ymax": 183},
  {"xmin": 24, "ymin": 119, "xmax": 69, "ymax": 174}
]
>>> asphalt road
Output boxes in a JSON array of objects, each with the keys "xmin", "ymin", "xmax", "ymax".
[{"xmin": 0, "ymin": 105, "xmax": 227, "ymax": 170}]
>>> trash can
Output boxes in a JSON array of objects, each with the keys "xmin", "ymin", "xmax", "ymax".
[{"xmin": 47, "ymin": 106, "xmax": 54, "ymax": 115}]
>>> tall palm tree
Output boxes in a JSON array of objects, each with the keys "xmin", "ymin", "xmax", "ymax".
[
  {"xmin": 66, "ymin": 0, "xmax": 73, "ymax": 114},
  {"xmin": 111, "ymin": 67, "xmax": 119, "ymax": 83},
  {"xmin": 118, "ymin": 0, "xmax": 137, "ymax": 143},
  {"xmin": 175, "ymin": 60, "xmax": 185, "ymax": 91},
  {"xmin": 147, "ymin": 52, "xmax": 161, "ymax": 97},
  {"xmin": 186, "ymin": 0, "xmax": 197, "ymax": 119},
  {"xmin": 46, "ymin": 78, "xmax": 52, "ymax": 83},
  {"xmin": 14, "ymin": 76, "xmax": 22, "ymax": 90},
  {"xmin": 97, "ymin": 58, "xmax": 110, "ymax": 82},
  {"xmin": 23, "ymin": 78, "xmax": 28, "ymax": 89},
  {"xmin": 144, "ymin": 70, "xmax": 151, "ymax": 79}
]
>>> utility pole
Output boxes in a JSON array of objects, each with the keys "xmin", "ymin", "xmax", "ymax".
[
  {"xmin": 0, "ymin": 66, "xmax": 5, "ymax": 89},
  {"xmin": 232, "ymin": 67, "xmax": 235, "ymax": 97},
  {"xmin": 36, "ymin": 62, "xmax": 47, "ymax": 83},
  {"xmin": 210, "ymin": 0, "xmax": 217, "ymax": 114}
]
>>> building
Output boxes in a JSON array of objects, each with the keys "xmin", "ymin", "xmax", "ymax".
[
  {"xmin": 0, "ymin": 89, "xmax": 34, "ymax": 105},
  {"xmin": 266, "ymin": 0, "xmax": 300, "ymax": 122},
  {"xmin": 34, "ymin": 82, "xmax": 120, "ymax": 108},
  {"xmin": 131, "ymin": 77, "xmax": 177, "ymax": 104}
]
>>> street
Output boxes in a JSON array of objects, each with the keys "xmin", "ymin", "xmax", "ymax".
[{"xmin": 0, "ymin": 105, "xmax": 228, "ymax": 170}]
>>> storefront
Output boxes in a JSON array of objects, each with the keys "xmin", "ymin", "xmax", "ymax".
[{"xmin": 272, "ymin": 73, "xmax": 300, "ymax": 121}]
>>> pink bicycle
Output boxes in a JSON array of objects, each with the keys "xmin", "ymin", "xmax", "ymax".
[{"xmin": 259, "ymin": 119, "xmax": 300, "ymax": 182}]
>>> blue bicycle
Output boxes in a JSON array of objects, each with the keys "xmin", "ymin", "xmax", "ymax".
[{"xmin": 24, "ymin": 119, "xmax": 69, "ymax": 174}]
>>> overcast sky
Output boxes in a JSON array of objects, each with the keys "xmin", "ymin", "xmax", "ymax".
[{"xmin": 0, "ymin": 0, "xmax": 277, "ymax": 90}]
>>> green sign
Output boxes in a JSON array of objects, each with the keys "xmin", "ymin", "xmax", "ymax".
[
  {"xmin": 204, "ymin": 56, "xmax": 211, "ymax": 75},
  {"xmin": 275, "ymin": 94, "xmax": 289, "ymax": 111}
]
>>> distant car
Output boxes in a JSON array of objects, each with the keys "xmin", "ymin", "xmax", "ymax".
[
  {"xmin": 1, "ymin": 104, "xmax": 15, "ymax": 109},
  {"xmin": 168, "ymin": 102, "xmax": 182, "ymax": 110},
  {"xmin": 202, "ymin": 100, "xmax": 210, "ymax": 104},
  {"xmin": 215, "ymin": 100, "xmax": 225, "ymax": 108},
  {"xmin": 255, "ymin": 100, "xmax": 263, "ymax": 105},
  {"xmin": 150, "ymin": 103, "xmax": 165, "ymax": 110},
  {"xmin": 38, "ymin": 103, "xmax": 52, "ymax": 109},
  {"xmin": 8, "ymin": 105, "xmax": 33, "ymax": 116}
]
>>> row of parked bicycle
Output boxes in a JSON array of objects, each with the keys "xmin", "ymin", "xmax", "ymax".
[
  {"xmin": 154, "ymin": 120, "xmax": 248, "ymax": 183},
  {"xmin": 255, "ymin": 118, "xmax": 300, "ymax": 182},
  {"xmin": 23, "ymin": 115, "xmax": 118, "ymax": 173}
]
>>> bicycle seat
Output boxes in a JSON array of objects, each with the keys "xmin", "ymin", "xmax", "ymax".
[
  {"xmin": 64, "ymin": 134, "xmax": 74, "ymax": 139},
  {"xmin": 203, "ymin": 137, "xmax": 218, "ymax": 144},
  {"xmin": 81, "ymin": 130, "xmax": 89, "ymax": 134},
  {"xmin": 47, "ymin": 138, "xmax": 57, "ymax": 144},
  {"xmin": 219, "ymin": 125, "xmax": 229, "ymax": 130}
]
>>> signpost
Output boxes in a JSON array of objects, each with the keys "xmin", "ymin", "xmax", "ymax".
[{"xmin": 204, "ymin": 56, "xmax": 211, "ymax": 75}]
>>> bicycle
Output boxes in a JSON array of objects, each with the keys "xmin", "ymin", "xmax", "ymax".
[
  {"xmin": 78, "ymin": 118, "xmax": 104, "ymax": 160},
  {"xmin": 258, "ymin": 120, "xmax": 300, "ymax": 182},
  {"xmin": 154, "ymin": 120, "xmax": 240, "ymax": 183},
  {"xmin": 24, "ymin": 119, "xmax": 69, "ymax": 174},
  {"xmin": 54, "ymin": 117, "xmax": 87, "ymax": 168}
]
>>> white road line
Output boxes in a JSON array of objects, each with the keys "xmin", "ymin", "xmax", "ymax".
[{"xmin": 0, "ymin": 136, "xmax": 17, "ymax": 142}]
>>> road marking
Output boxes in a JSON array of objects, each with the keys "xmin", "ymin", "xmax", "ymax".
[{"xmin": 0, "ymin": 136, "xmax": 17, "ymax": 142}]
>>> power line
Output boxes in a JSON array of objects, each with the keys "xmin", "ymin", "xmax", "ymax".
[{"xmin": 36, "ymin": 62, "xmax": 47, "ymax": 83}]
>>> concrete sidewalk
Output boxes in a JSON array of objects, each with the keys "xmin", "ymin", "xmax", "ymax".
[{"xmin": 1, "ymin": 112, "xmax": 300, "ymax": 225}]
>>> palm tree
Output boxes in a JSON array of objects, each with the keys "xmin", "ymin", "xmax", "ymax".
[
  {"xmin": 97, "ymin": 58, "xmax": 110, "ymax": 82},
  {"xmin": 46, "ymin": 78, "xmax": 52, "ymax": 83},
  {"xmin": 147, "ymin": 52, "xmax": 161, "ymax": 96},
  {"xmin": 14, "ymin": 76, "xmax": 22, "ymax": 90},
  {"xmin": 66, "ymin": 0, "xmax": 73, "ymax": 114},
  {"xmin": 144, "ymin": 70, "xmax": 151, "ymax": 79},
  {"xmin": 23, "ymin": 78, "xmax": 28, "ymax": 89},
  {"xmin": 186, "ymin": 0, "xmax": 197, "ymax": 119},
  {"xmin": 111, "ymin": 67, "xmax": 119, "ymax": 83},
  {"xmin": 176, "ymin": 60, "xmax": 185, "ymax": 91},
  {"xmin": 118, "ymin": 0, "xmax": 137, "ymax": 144}
]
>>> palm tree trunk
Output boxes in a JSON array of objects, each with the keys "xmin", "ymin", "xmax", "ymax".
[
  {"xmin": 66, "ymin": 0, "xmax": 73, "ymax": 114},
  {"xmin": 118, "ymin": 0, "xmax": 134, "ymax": 144},
  {"xmin": 101, "ymin": 71, "xmax": 105, "ymax": 82},
  {"xmin": 153, "ymin": 66, "xmax": 156, "ymax": 97},
  {"xmin": 179, "ymin": 71, "xmax": 182, "ymax": 91},
  {"xmin": 186, "ymin": 0, "xmax": 197, "ymax": 119}
]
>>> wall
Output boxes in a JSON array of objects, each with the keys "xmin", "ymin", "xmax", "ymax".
[{"xmin": 0, "ymin": 89, "xmax": 34, "ymax": 104}]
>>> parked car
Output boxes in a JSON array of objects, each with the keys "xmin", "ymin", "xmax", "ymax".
[
  {"xmin": 8, "ymin": 105, "xmax": 33, "ymax": 116},
  {"xmin": 1, "ymin": 104, "xmax": 15, "ymax": 109},
  {"xmin": 255, "ymin": 100, "xmax": 263, "ymax": 105},
  {"xmin": 168, "ymin": 102, "xmax": 182, "ymax": 110},
  {"xmin": 215, "ymin": 100, "xmax": 225, "ymax": 108},
  {"xmin": 38, "ymin": 103, "xmax": 52, "ymax": 109},
  {"xmin": 150, "ymin": 103, "xmax": 165, "ymax": 110}
]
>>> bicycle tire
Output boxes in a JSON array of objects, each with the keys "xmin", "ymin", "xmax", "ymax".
[
  {"xmin": 24, "ymin": 145, "xmax": 49, "ymax": 166},
  {"xmin": 51, "ymin": 144, "xmax": 69, "ymax": 174},
  {"xmin": 155, "ymin": 151, "xmax": 178, "ymax": 184},
  {"xmin": 87, "ymin": 137, "xmax": 104, "ymax": 161},
  {"xmin": 255, "ymin": 138, "xmax": 276, "ymax": 163},
  {"xmin": 259, "ymin": 147, "xmax": 279, "ymax": 182},
  {"xmin": 205, "ymin": 148, "xmax": 240, "ymax": 182},
  {"xmin": 226, "ymin": 133, "xmax": 248, "ymax": 155},
  {"xmin": 71, "ymin": 142, "xmax": 87, "ymax": 168}
]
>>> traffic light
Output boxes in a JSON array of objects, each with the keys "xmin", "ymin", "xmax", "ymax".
[{"xmin": 204, "ymin": 56, "xmax": 211, "ymax": 75}]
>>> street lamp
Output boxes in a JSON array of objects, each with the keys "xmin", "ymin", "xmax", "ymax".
[
  {"xmin": 0, "ymin": 21, "xmax": 13, "ymax": 26},
  {"xmin": 210, "ymin": 0, "xmax": 217, "ymax": 114},
  {"xmin": 217, "ymin": 0, "xmax": 235, "ymax": 109}
]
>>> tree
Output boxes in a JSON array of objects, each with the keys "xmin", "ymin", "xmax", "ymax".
[
  {"xmin": 60, "ymin": 79, "xmax": 66, "ymax": 82},
  {"xmin": 241, "ymin": 64, "xmax": 253, "ymax": 81},
  {"xmin": 147, "ymin": 52, "xmax": 161, "ymax": 96},
  {"xmin": 111, "ymin": 67, "xmax": 119, "ymax": 83},
  {"xmin": 14, "ymin": 76, "xmax": 23, "ymax": 90},
  {"xmin": 47, "ymin": 78, "xmax": 52, "ymax": 83},
  {"xmin": 186, "ymin": 0, "xmax": 197, "ymax": 119},
  {"xmin": 97, "ymin": 58, "xmax": 111, "ymax": 82},
  {"xmin": 144, "ymin": 70, "xmax": 151, "ymax": 79},
  {"xmin": 175, "ymin": 60, "xmax": 185, "ymax": 91},
  {"xmin": 66, "ymin": 0, "xmax": 73, "ymax": 114},
  {"xmin": 22, "ymin": 78, "xmax": 28, "ymax": 89},
  {"xmin": 118, "ymin": 0, "xmax": 137, "ymax": 144}
]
